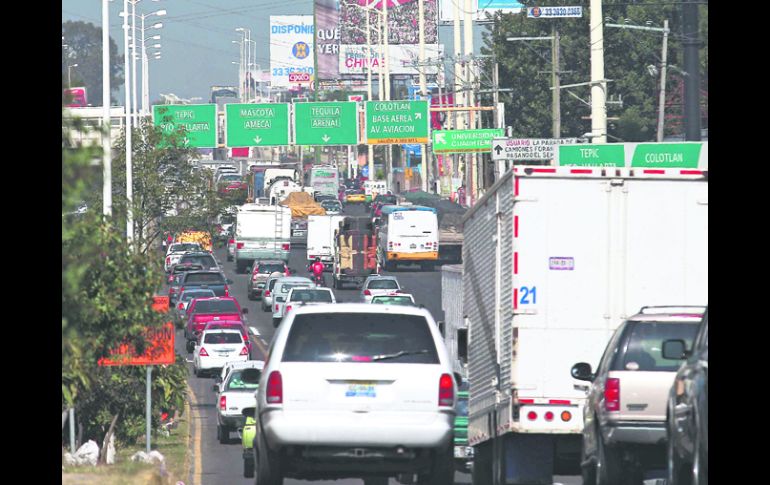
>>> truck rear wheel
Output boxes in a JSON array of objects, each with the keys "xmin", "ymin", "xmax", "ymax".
[{"xmin": 472, "ymin": 441, "xmax": 492, "ymax": 485}]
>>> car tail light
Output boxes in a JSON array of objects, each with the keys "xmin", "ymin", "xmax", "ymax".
[
  {"xmin": 239, "ymin": 346, "xmax": 249, "ymax": 356},
  {"xmin": 282, "ymin": 243, "xmax": 290, "ymax": 251},
  {"xmin": 286, "ymin": 305, "xmax": 292, "ymax": 313},
  {"xmin": 265, "ymin": 290, "xmax": 270, "ymax": 297},
  {"xmin": 166, "ymin": 257, "xmax": 170, "ymax": 266},
  {"xmin": 199, "ymin": 347, "xmax": 209, "ymax": 357},
  {"xmin": 224, "ymin": 286, "xmax": 229, "ymax": 297},
  {"xmin": 438, "ymin": 373, "xmax": 454, "ymax": 407},
  {"xmin": 237, "ymin": 242, "xmax": 244, "ymax": 249},
  {"xmin": 545, "ymin": 411, "xmax": 554, "ymax": 422},
  {"xmin": 219, "ymin": 395, "xmax": 226, "ymax": 411},
  {"xmin": 604, "ymin": 378, "xmax": 620, "ymax": 412},
  {"xmin": 527, "ymin": 411, "xmax": 538, "ymax": 421},
  {"xmin": 364, "ymin": 290, "xmax": 371, "ymax": 296},
  {"xmin": 266, "ymin": 371, "xmax": 283, "ymax": 404},
  {"xmin": 228, "ymin": 238, "xmax": 234, "ymax": 245},
  {"xmin": 275, "ymin": 304, "xmax": 279, "ymax": 311}
]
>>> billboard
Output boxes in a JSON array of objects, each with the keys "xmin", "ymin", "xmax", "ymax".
[
  {"xmin": 340, "ymin": 0, "xmax": 438, "ymax": 45},
  {"xmin": 64, "ymin": 87, "xmax": 88, "ymax": 107},
  {"xmin": 316, "ymin": 0, "xmax": 341, "ymax": 80},
  {"xmin": 438, "ymin": 0, "xmax": 524, "ymax": 22},
  {"xmin": 270, "ymin": 16, "xmax": 315, "ymax": 88},
  {"xmin": 339, "ymin": 44, "xmax": 444, "ymax": 75}
]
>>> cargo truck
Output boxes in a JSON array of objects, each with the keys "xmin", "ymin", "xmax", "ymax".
[
  {"xmin": 461, "ymin": 166, "xmax": 708, "ymax": 485},
  {"xmin": 306, "ymin": 214, "xmax": 346, "ymax": 271},
  {"xmin": 310, "ymin": 165, "xmax": 340, "ymax": 198},
  {"xmin": 233, "ymin": 203, "xmax": 292, "ymax": 273},
  {"xmin": 331, "ymin": 216, "xmax": 378, "ymax": 290}
]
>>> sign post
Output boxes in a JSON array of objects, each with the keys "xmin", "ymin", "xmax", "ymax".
[
  {"xmin": 293, "ymin": 101, "xmax": 358, "ymax": 145},
  {"xmin": 365, "ymin": 100, "xmax": 429, "ymax": 145},
  {"xmin": 153, "ymin": 104, "xmax": 218, "ymax": 148},
  {"xmin": 225, "ymin": 103, "xmax": 290, "ymax": 147}
]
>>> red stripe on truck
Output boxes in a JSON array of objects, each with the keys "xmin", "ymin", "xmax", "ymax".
[
  {"xmin": 643, "ymin": 169, "xmax": 666, "ymax": 174},
  {"xmin": 514, "ymin": 216, "xmax": 518, "ymax": 238},
  {"xmin": 514, "ymin": 252, "xmax": 518, "ymax": 275},
  {"xmin": 570, "ymin": 169, "xmax": 593, "ymax": 174},
  {"xmin": 532, "ymin": 168, "xmax": 557, "ymax": 173},
  {"xmin": 513, "ymin": 288, "xmax": 518, "ymax": 310},
  {"xmin": 680, "ymin": 170, "xmax": 703, "ymax": 175}
]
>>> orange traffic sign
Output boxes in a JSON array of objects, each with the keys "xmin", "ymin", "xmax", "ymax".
[{"xmin": 98, "ymin": 322, "xmax": 175, "ymax": 366}]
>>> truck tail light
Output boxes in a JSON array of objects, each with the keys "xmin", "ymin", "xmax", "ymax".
[
  {"xmin": 237, "ymin": 242, "xmax": 244, "ymax": 249},
  {"xmin": 219, "ymin": 395, "xmax": 226, "ymax": 411},
  {"xmin": 438, "ymin": 373, "xmax": 454, "ymax": 407},
  {"xmin": 286, "ymin": 305, "xmax": 292, "ymax": 313},
  {"xmin": 545, "ymin": 411, "xmax": 554, "ymax": 422},
  {"xmin": 275, "ymin": 304, "xmax": 279, "ymax": 311},
  {"xmin": 239, "ymin": 346, "xmax": 249, "ymax": 356},
  {"xmin": 282, "ymin": 243, "xmax": 290, "ymax": 251},
  {"xmin": 604, "ymin": 378, "xmax": 620, "ymax": 412},
  {"xmin": 527, "ymin": 411, "xmax": 538, "ymax": 421},
  {"xmin": 199, "ymin": 347, "xmax": 208, "ymax": 357},
  {"xmin": 266, "ymin": 371, "xmax": 283, "ymax": 404},
  {"xmin": 364, "ymin": 290, "xmax": 371, "ymax": 296}
]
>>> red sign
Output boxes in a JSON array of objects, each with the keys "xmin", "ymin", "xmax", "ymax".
[
  {"xmin": 152, "ymin": 296, "xmax": 169, "ymax": 313},
  {"xmin": 348, "ymin": 95, "xmax": 364, "ymax": 102},
  {"xmin": 65, "ymin": 87, "xmax": 88, "ymax": 107},
  {"xmin": 289, "ymin": 72, "xmax": 312, "ymax": 83},
  {"xmin": 98, "ymin": 322, "xmax": 176, "ymax": 366},
  {"xmin": 231, "ymin": 147, "xmax": 249, "ymax": 157}
]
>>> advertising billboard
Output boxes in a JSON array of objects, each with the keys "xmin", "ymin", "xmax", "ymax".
[
  {"xmin": 338, "ymin": 44, "xmax": 444, "ymax": 75},
  {"xmin": 438, "ymin": 0, "xmax": 524, "ymax": 22},
  {"xmin": 64, "ymin": 87, "xmax": 88, "ymax": 107},
  {"xmin": 270, "ymin": 16, "xmax": 315, "ymax": 88},
  {"xmin": 316, "ymin": 0, "xmax": 341, "ymax": 80},
  {"xmin": 340, "ymin": 0, "xmax": 438, "ymax": 45}
]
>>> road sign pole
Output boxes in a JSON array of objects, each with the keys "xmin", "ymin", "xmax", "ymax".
[{"xmin": 146, "ymin": 365, "xmax": 152, "ymax": 453}]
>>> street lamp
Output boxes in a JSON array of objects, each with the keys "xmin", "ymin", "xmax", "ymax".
[
  {"xmin": 67, "ymin": 64, "xmax": 79, "ymax": 87},
  {"xmin": 139, "ymin": 12, "xmax": 165, "ymax": 116}
]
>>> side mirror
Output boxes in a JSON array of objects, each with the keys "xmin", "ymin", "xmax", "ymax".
[
  {"xmin": 242, "ymin": 407, "xmax": 256, "ymax": 419},
  {"xmin": 437, "ymin": 321, "xmax": 446, "ymax": 338},
  {"xmin": 571, "ymin": 362, "xmax": 595, "ymax": 382},
  {"xmin": 457, "ymin": 328, "xmax": 468, "ymax": 364},
  {"xmin": 662, "ymin": 339, "xmax": 688, "ymax": 360},
  {"xmin": 242, "ymin": 308, "xmax": 249, "ymax": 314}
]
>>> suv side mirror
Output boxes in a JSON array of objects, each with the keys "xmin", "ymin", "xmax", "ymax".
[
  {"xmin": 571, "ymin": 362, "xmax": 594, "ymax": 382},
  {"xmin": 457, "ymin": 328, "xmax": 468, "ymax": 364},
  {"xmin": 662, "ymin": 339, "xmax": 688, "ymax": 360}
]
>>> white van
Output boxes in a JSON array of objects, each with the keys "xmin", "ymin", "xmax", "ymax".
[
  {"xmin": 306, "ymin": 214, "xmax": 346, "ymax": 270},
  {"xmin": 377, "ymin": 206, "xmax": 439, "ymax": 271},
  {"xmin": 234, "ymin": 204, "xmax": 292, "ymax": 273}
]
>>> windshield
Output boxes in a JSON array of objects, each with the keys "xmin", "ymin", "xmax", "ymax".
[
  {"xmin": 184, "ymin": 273, "xmax": 225, "ymax": 284},
  {"xmin": 290, "ymin": 289, "xmax": 333, "ymax": 303},
  {"xmin": 193, "ymin": 300, "xmax": 239, "ymax": 314},
  {"xmin": 372, "ymin": 296, "xmax": 413, "ymax": 305},
  {"xmin": 367, "ymin": 279, "xmax": 399, "ymax": 290},
  {"xmin": 179, "ymin": 255, "xmax": 216, "ymax": 269},
  {"xmin": 181, "ymin": 290, "xmax": 216, "ymax": 301},
  {"xmin": 220, "ymin": 174, "xmax": 241, "ymax": 181},
  {"xmin": 203, "ymin": 332, "xmax": 242, "ymax": 344},
  {"xmin": 171, "ymin": 243, "xmax": 201, "ymax": 252},
  {"xmin": 258, "ymin": 263, "xmax": 286, "ymax": 274},
  {"xmin": 282, "ymin": 313, "xmax": 438, "ymax": 364},
  {"xmin": 205, "ymin": 323, "xmax": 245, "ymax": 334},
  {"xmin": 225, "ymin": 369, "xmax": 260, "ymax": 391},
  {"xmin": 279, "ymin": 282, "xmax": 311, "ymax": 294},
  {"xmin": 613, "ymin": 321, "xmax": 700, "ymax": 372}
]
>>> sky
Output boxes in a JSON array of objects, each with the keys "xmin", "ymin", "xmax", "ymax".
[{"xmin": 61, "ymin": 0, "xmax": 489, "ymax": 103}]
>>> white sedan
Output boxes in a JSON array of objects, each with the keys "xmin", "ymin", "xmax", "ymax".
[
  {"xmin": 193, "ymin": 329, "xmax": 249, "ymax": 378},
  {"xmin": 360, "ymin": 275, "xmax": 402, "ymax": 303}
]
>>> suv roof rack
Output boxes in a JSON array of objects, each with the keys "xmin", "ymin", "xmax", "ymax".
[{"xmin": 638, "ymin": 305, "xmax": 707, "ymax": 315}]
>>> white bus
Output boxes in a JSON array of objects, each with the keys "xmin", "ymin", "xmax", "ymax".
[{"xmin": 377, "ymin": 206, "xmax": 439, "ymax": 271}]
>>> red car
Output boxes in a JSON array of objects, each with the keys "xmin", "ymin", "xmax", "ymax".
[
  {"xmin": 200, "ymin": 320, "xmax": 253, "ymax": 358},
  {"xmin": 184, "ymin": 297, "xmax": 247, "ymax": 347}
]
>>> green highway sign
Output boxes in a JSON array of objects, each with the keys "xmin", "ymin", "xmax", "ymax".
[
  {"xmin": 558, "ymin": 144, "xmax": 626, "ymax": 167},
  {"xmin": 631, "ymin": 143, "xmax": 702, "ymax": 168},
  {"xmin": 225, "ymin": 103, "xmax": 289, "ymax": 147},
  {"xmin": 433, "ymin": 129, "xmax": 504, "ymax": 153},
  {"xmin": 293, "ymin": 102, "xmax": 358, "ymax": 145},
  {"xmin": 366, "ymin": 100, "xmax": 429, "ymax": 145},
  {"xmin": 153, "ymin": 104, "xmax": 217, "ymax": 148}
]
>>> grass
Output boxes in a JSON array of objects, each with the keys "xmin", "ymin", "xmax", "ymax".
[{"xmin": 62, "ymin": 397, "xmax": 191, "ymax": 485}]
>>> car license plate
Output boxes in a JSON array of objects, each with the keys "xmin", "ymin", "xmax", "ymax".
[
  {"xmin": 410, "ymin": 243, "xmax": 417, "ymax": 249},
  {"xmin": 345, "ymin": 381, "xmax": 376, "ymax": 398}
]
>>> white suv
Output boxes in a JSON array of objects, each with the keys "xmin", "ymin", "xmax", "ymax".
[{"xmin": 252, "ymin": 304, "xmax": 457, "ymax": 484}]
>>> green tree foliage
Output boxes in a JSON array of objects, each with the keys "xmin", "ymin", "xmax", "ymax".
[
  {"xmin": 481, "ymin": 0, "xmax": 708, "ymax": 141},
  {"xmin": 62, "ymin": 20, "xmax": 124, "ymax": 104}
]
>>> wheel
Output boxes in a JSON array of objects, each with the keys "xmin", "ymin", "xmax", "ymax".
[
  {"xmin": 581, "ymin": 436, "xmax": 598, "ymax": 485},
  {"xmin": 186, "ymin": 340, "xmax": 196, "ymax": 354},
  {"xmin": 255, "ymin": 430, "xmax": 282, "ymax": 485},
  {"xmin": 194, "ymin": 367, "xmax": 202, "ymax": 378},
  {"xmin": 471, "ymin": 442, "xmax": 492, "ymax": 485},
  {"xmin": 248, "ymin": 291, "xmax": 256, "ymax": 301},
  {"xmin": 272, "ymin": 318, "xmax": 281, "ymax": 328},
  {"xmin": 418, "ymin": 445, "xmax": 454, "ymax": 485},
  {"xmin": 218, "ymin": 424, "xmax": 229, "ymax": 444},
  {"xmin": 596, "ymin": 431, "xmax": 622, "ymax": 485},
  {"xmin": 262, "ymin": 302, "xmax": 270, "ymax": 312},
  {"xmin": 693, "ymin": 409, "xmax": 707, "ymax": 485},
  {"xmin": 243, "ymin": 455, "xmax": 254, "ymax": 478}
]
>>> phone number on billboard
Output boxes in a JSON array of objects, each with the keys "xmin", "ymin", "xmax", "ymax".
[
  {"xmin": 272, "ymin": 67, "xmax": 315, "ymax": 76},
  {"xmin": 531, "ymin": 6, "xmax": 582, "ymax": 17}
]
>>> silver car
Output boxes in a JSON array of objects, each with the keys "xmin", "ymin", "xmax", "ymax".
[
  {"xmin": 360, "ymin": 275, "xmax": 401, "ymax": 303},
  {"xmin": 261, "ymin": 275, "xmax": 283, "ymax": 312}
]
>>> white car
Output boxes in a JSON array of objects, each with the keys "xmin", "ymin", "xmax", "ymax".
[
  {"xmin": 369, "ymin": 292, "xmax": 416, "ymax": 306},
  {"xmin": 193, "ymin": 329, "xmax": 249, "ymax": 378},
  {"xmin": 214, "ymin": 360, "xmax": 265, "ymax": 444},
  {"xmin": 253, "ymin": 304, "xmax": 457, "ymax": 484},
  {"xmin": 271, "ymin": 276, "xmax": 316, "ymax": 327},
  {"xmin": 261, "ymin": 275, "xmax": 283, "ymax": 312},
  {"xmin": 360, "ymin": 275, "xmax": 401, "ymax": 303},
  {"xmin": 284, "ymin": 287, "xmax": 336, "ymax": 317},
  {"xmin": 164, "ymin": 242, "xmax": 202, "ymax": 272}
]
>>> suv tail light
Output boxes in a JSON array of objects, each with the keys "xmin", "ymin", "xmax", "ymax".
[
  {"xmin": 239, "ymin": 346, "xmax": 249, "ymax": 356},
  {"xmin": 237, "ymin": 242, "xmax": 244, "ymax": 249},
  {"xmin": 604, "ymin": 378, "xmax": 620, "ymax": 412},
  {"xmin": 275, "ymin": 304, "xmax": 279, "ymax": 312},
  {"xmin": 364, "ymin": 290, "xmax": 371, "ymax": 296},
  {"xmin": 438, "ymin": 373, "xmax": 454, "ymax": 407},
  {"xmin": 228, "ymin": 238, "xmax": 235, "ymax": 245},
  {"xmin": 199, "ymin": 347, "xmax": 209, "ymax": 357},
  {"xmin": 264, "ymin": 290, "xmax": 270, "ymax": 297},
  {"xmin": 219, "ymin": 395, "xmax": 226, "ymax": 411},
  {"xmin": 286, "ymin": 305, "xmax": 292, "ymax": 313},
  {"xmin": 282, "ymin": 243, "xmax": 290, "ymax": 251},
  {"xmin": 266, "ymin": 371, "xmax": 283, "ymax": 404},
  {"xmin": 178, "ymin": 302, "xmax": 184, "ymax": 310}
]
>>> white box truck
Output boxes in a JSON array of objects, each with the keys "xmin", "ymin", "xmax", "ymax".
[
  {"xmin": 233, "ymin": 203, "xmax": 292, "ymax": 273},
  {"xmin": 306, "ymin": 214, "xmax": 346, "ymax": 271},
  {"xmin": 462, "ymin": 166, "xmax": 708, "ymax": 484}
]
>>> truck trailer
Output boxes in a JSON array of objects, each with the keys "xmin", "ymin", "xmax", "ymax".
[
  {"xmin": 233, "ymin": 203, "xmax": 292, "ymax": 272},
  {"xmin": 462, "ymin": 166, "xmax": 708, "ymax": 484}
]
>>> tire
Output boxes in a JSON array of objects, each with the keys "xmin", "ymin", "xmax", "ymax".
[
  {"xmin": 471, "ymin": 441, "xmax": 492, "ymax": 485},
  {"xmin": 596, "ymin": 432, "xmax": 622, "ymax": 485},
  {"xmin": 582, "ymin": 437, "xmax": 598, "ymax": 485},
  {"xmin": 194, "ymin": 367, "xmax": 202, "ymax": 378},
  {"xmin": 244, "ymin": 455, "xmax": 255, "ymax": 478},
  {"xmin": 218, "ymin": 424, "xmax": 229, "ymax": 445},
  {"xmin": 248, "ymin": 291, "xmax": 256, "ymax": 301},
  {"xmin": 418, "ymin": 445, "xmax": 454, "ymax": 485},
  {"xmin": 186, "ymin": 340, "xmax": 196, "ymax": 354},
  {"xmin": 236, "ymin": 260, "xmax": 246, "ymax": 274},
  {"xmin": 272, "ymin": 318, "xmax": 281, "ymax": 328},
  {"xmin": 363, "ymin": 478, "xmax": 389, "ymax": 485},
  {"xmin": 262, "ymin": 302, "xmax": 270, "ymax": 312},
  {"xmin": 255, "ymin": 430, "xmax": 282, "ymax": 485}
]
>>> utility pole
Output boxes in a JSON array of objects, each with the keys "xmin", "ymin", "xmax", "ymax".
[
  {"xmin": 463, "ymin": 0, "xmax": 475, "ymax": 204},
  {"xmin": 682, "ymin": 1, "xmax": 701, "ymax": 140},
  {"xmin": 102, "ymin": 0, "xmax": 112, "ymax": 217},
  {"xmin": 589, "ymin": 0, "xmax": 607, "ymax": 143},
  {"xmin": 418, "ymin": 0, "xmax": 428, "ymax": 192},
  {"xmin": 366, "ymin": 4, "xmax": 374, "ymax": 183},
  {"xmin": 657, "ymin": 20, "xmax": 669, "ymax": 142},
  {"xmin": 552, "ymin": 27, "xmax": 561, "ymax": 138},
  {"xmin": 123, "ymin": 0, "xmax": 134, "ymax": 243}
]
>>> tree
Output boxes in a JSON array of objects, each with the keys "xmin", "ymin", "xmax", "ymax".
[{"xmin": 62, "ymin": 20, "xmax": 124, "ymax": 104}]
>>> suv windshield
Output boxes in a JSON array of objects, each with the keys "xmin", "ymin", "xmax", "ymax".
[
  {"xmin": 179, "ymin": 254, "xmax": 217, "ymax": 269},
  {"xmin": 225, "ymin": 369, "xmax": 260, "ymax": 391},
  {"xmin": 203, "ymin": 332, "xmax": 242, "ymax": 344},
  {"xmin": 258, "ymin": 263, "xmax": 285, "ymax": 274},
  {"xmin": 184, "ymin": 273, "xmax": 225, "ymax": 285},
  {"xmin": 368, "ymin": 279, "xmax": 398, "ymax": 290},
  {"xmin": 194, "ymin": 300, "xmax": 239, "ymax": 314},
  {"xmin": 290, "ymin": 289, "xmax": 333, "ymax": 303},
  {"xmin": 282, "ymin": 313, "xmax": 439, "ymax": 364},
  {"xmin": 613, "ymin": 321, "xmax": 700, "ymax": 372}
]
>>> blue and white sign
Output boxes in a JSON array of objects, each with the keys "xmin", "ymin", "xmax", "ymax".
[
  {"xmin": 270, "ymin": 16, "xmax": 315, "ymax": 88},
  {"xmin": 527, "ymin": 6, "xmax": 583, "ymax": 18},
  {"xmin": 361, "ymin": 165, "xmax": 369, "ymax": 178}
]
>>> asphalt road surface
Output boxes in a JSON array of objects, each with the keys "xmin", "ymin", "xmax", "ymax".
[{"xmin": 176, "ymin": 203, "xmax": 585, "ymax": 485}]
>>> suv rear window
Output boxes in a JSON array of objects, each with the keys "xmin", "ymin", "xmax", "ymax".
[
  {"xmin": 368, "ymin": 279, "xmax": 398, "ymax": 290},
  {"xmin": 193, "ymin": 300, "xmax": 239, "ymax": 314},
  {"xmin": 204, "ymin": 332, "xmax": 242, "ymax": 344},
  {"xmin": 171, "ymin": 243, "xmax": 201, "ymax": 252},
  {"xmin": 258, "ymin": 263, "xmax": 285, "ymax": 274},
  {"xmin": 612, "ymin": 321, "xmax": 700, "ymax": 372},
  {"xmin": 179, "ymin": 254, "xmax": 217, "ymax": 269},
  {"xmin": 290, "ymin": 289, "xmax": 333, "ymax": 303},
  {"xmin": 184, "ymin": 273, "xmax": 225, "ymax": 285},
  {"xmin": 372, "ymin": 296, "xmax": 413, "ymax": 306},
  {"xmin": 282, "ymin": 313, "xmax": 439, "ymax": 364}
]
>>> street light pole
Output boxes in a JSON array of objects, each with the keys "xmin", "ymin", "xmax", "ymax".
[
  {"xmin": 102, "ymin": 0, "xmax": 112, "ymax": 217},
  {"xmin": 123, "ymin": 0, "xmax": 134, "ymax": 243},
  {"xmin": 131, "ymin": 0, "xmax": 139, "ymax": 127}
]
